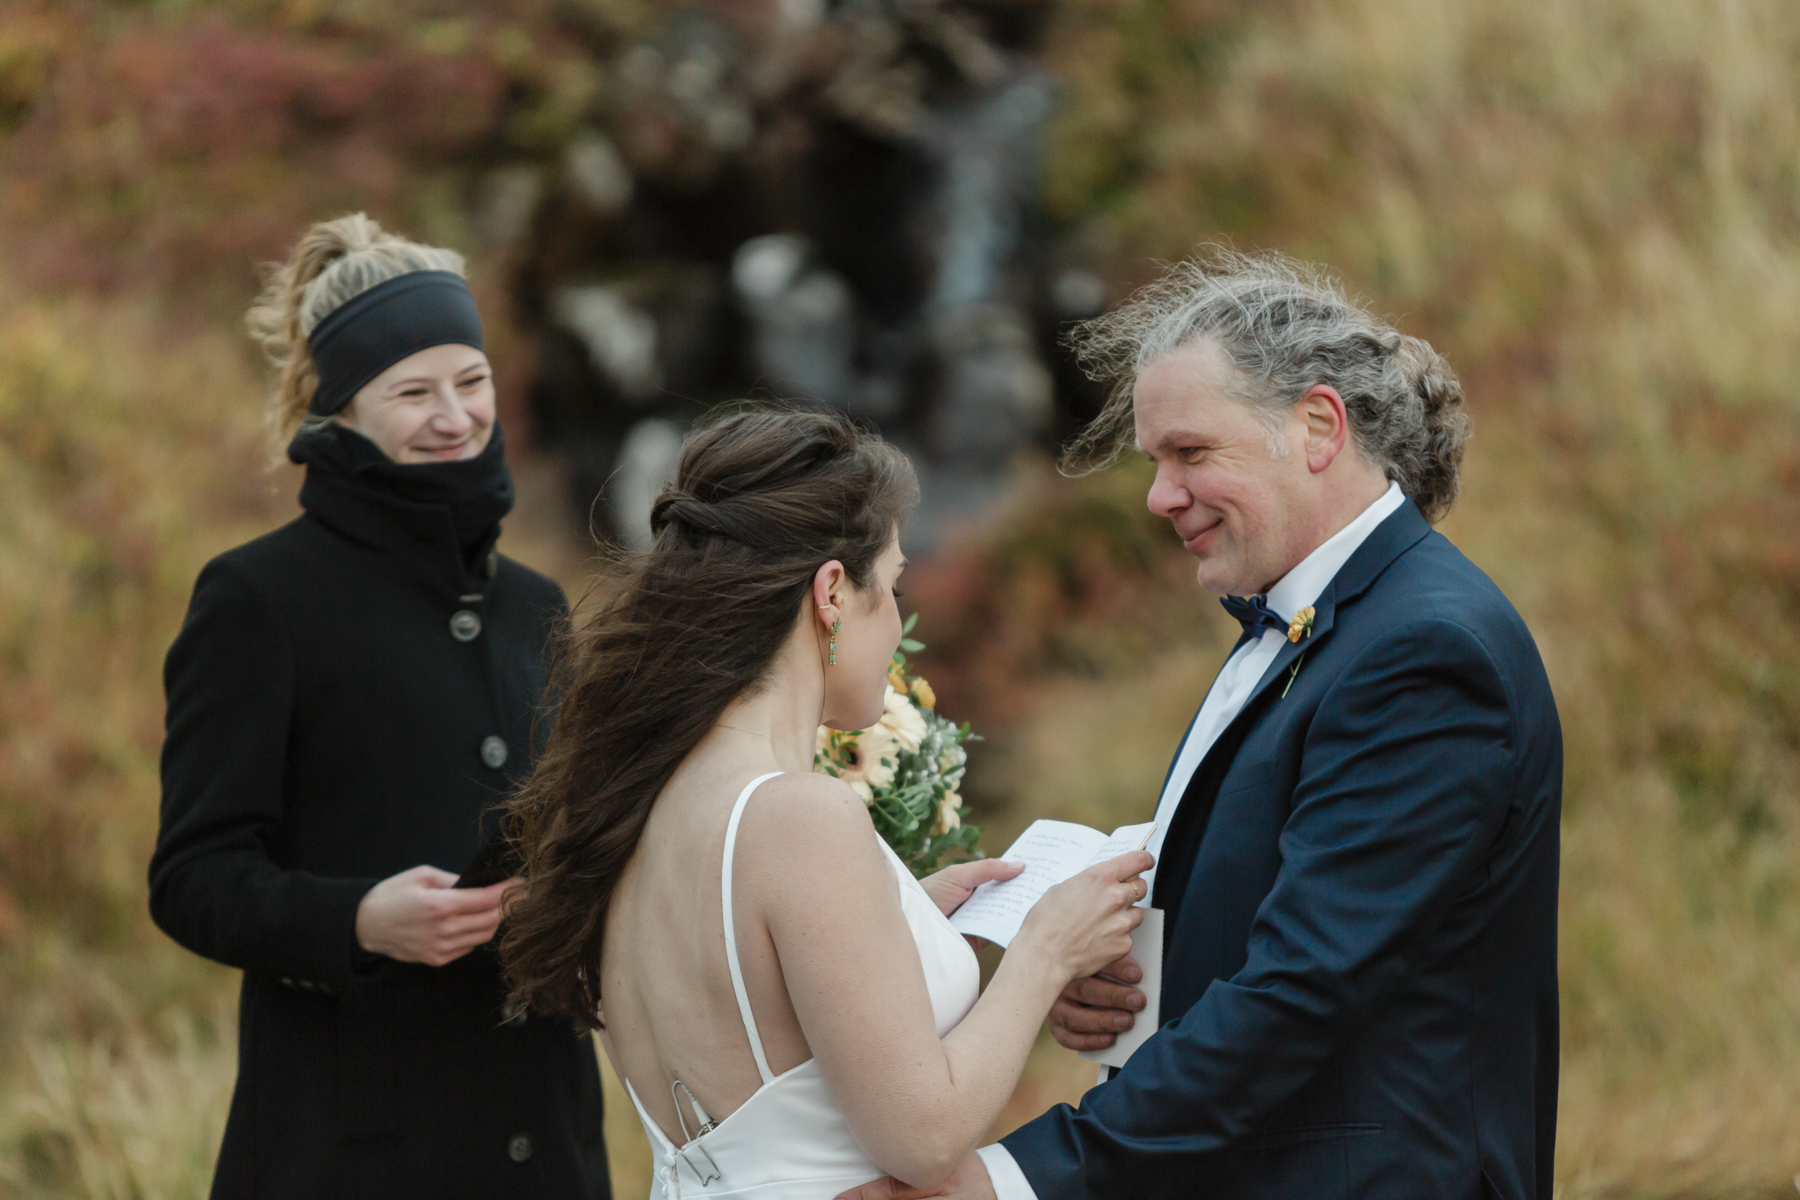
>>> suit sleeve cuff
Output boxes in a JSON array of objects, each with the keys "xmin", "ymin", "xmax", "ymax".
[
  {"xmin": 977, "ymin": 1144, "xmax": 1038, "ymax": 1200},
  {"xmin": 311, "ymin": 875, "xmax": 379, "ymax": 993}
]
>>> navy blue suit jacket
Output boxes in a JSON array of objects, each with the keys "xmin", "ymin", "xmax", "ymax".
[{"xmin": 1001, "ymin": 501, "xmax": 1561, "ymax": 1200}]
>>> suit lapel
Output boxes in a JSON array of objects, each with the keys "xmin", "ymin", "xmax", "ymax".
[
  {"xmin": 1244, "ymin": 597, "xmax": 1337, "ymax": 711},
  {"xmin": 1148, "ymin": 615, "xmax": 1335, "ymax": 916},
  {"xmin": 1150, "ymin": 500, "xmax": 1435, "ymax": 916}
]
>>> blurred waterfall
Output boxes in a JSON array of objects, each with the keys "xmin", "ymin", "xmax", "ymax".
[{"xmin": 503, "ymin": 0, "xmax": 1112, "ymax": 550}]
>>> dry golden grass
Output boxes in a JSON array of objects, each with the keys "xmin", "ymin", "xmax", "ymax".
[
  {"xmin": 1, "ymin": 974, "xmax": 236, "ymax": 1199},
  {"xmin": 0, "ymin": 289, "xmax": 279, "ymax": 1197}
]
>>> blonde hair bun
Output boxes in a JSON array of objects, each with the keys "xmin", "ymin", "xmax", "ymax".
[{"xmin": 246, "ymin": 213, "xmax": 467, "ymax": 444}]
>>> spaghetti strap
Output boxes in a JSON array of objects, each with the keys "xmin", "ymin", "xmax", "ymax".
[
  {"xmin": 722, "ymin": 772, "xmax": 784, "ymax": 1086},
  {"xmin": 614, "ymin": 767, "xmax": 982, "ymax": 1199}
]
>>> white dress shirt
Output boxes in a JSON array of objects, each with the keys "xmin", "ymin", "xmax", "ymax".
[{"xmin": 977, "ymin": 482, "xmax": 1405, "ymax": 1200}]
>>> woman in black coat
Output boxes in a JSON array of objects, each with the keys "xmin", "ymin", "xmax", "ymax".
[{"xmin": 149, "ymin": 214, "xmax": 610, "ymax": 1200}]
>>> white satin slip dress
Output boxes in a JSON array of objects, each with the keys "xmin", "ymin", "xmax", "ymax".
[{"xmin": 623, "ymin": 771, "xmax": 982, "ymax": 1199}]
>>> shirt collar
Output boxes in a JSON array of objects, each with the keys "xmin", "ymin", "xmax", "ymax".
[{"xmin": 1265, "ymin": 481, "xmax": 1405, "ymax": 621}]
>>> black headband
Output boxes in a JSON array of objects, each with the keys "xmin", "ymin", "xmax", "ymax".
[{"xmin": 307, "ymin": 270, "xmax": 485, "ymax": 416}]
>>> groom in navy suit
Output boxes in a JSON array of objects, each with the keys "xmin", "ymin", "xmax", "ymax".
[{"xmin": 841, "ymin": 252, "xmax": 1561, "ymax": 1200}]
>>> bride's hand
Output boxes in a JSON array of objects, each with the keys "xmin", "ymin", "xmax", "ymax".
[
  {"xmin": 1013, "ymin": 851, "xmax": 1152, "ymax": 983},
  {"xmin": 917, "ymin": 859, "xmax": 1025, "ymax": 918}
]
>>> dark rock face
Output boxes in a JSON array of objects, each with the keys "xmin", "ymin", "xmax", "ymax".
[{"xmin": 498, "ymin": 1, "xmax": 1110, "ymax": 548}]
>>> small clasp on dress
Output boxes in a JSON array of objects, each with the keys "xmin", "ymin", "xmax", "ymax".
[{"xmin": 670, "ymin": 1080, "xmax": 723, "ymax": 1185}]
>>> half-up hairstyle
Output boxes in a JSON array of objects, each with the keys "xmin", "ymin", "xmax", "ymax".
[
  {"xmin": 501, "ymin": 406, "xmax": 918, "ymax": 1029},
  {"xmin": 245, "ymin": 212, "xmax": 465, "ymax": 447},
  {"xmin": 1062, "ymin": 248, "xmax": 1471, "ymax": 523}
]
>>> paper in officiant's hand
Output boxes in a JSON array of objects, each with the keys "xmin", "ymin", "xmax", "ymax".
[{"xmin": 948, "ymin": 819, "xmax": 1156, "ymax": 949}]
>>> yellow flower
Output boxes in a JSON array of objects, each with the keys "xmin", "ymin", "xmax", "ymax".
[
  {"xmin": 878, "ymin": 684, "xmax": 928, "ymax": 752},
  {"xmin": 888, "ymin": 663, "xmax": 908, "ymax": 693},
  {"xmin": 929, "ymin": 787, "xmax": 963, "ymax": 836},
  {"xmin": 836, "ymin": 725, "xmax": 898, "ymax": 803},
  {"xmin": 910, "ymin": 676, "xmax": 936, "ymax": 710},
  {"xmin": 1287, "ymin": 605, "xmax": 1317, "ymax": 643}
]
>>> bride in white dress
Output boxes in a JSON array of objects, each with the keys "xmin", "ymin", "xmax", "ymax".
[{"xmin": 501, "ymin": 409, "xmax": 1150, "ymax": 1199}]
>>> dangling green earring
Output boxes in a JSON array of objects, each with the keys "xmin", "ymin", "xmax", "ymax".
[{"xmin": 829, "ymin": 618, "xmax": 841, "ymax": 666}]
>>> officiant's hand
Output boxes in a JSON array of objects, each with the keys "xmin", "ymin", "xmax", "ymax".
[
  {"xmin": 833, "ymin": 1150, "xmax": 995, "ymax": 1200},
  {"xmin": 354, "ymin": 865, "xmax": 520, "ymax": 966},
  {"xmin": 1048, "ymin": 953, "xmax": 1146, "ymax": 1051},
  {"xmin": 918, "ymin": 859, "xmax": 1026, "ymax": 918}
]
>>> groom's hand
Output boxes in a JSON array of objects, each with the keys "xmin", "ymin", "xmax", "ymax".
[
  {"xmin": 1049, "ymin": 953, "xmax": 1145, "ymax": 1051},
  {"xmin": 833, "ymin": 1151, "xmax": 996, "ymax": 1200}
]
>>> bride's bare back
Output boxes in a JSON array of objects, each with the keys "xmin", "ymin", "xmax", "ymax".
[
  {"xmin": 597, "ymin": 737, "xmax": 933, "ymax": 1148},
  {"xmin": 598, "ymin": 709, "xmax": 1148, "ymax": 1189}
]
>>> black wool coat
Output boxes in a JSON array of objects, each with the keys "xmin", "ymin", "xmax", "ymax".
[{"xmin": 150, "ymin": 426, "xmax": 610, "ymax": 1200}]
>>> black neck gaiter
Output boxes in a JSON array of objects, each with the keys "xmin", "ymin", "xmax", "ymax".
[{"xmin": 288, "ymin": 421, "xmax": 515, "ymax": 577}]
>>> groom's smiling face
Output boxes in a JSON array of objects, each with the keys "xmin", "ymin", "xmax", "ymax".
[{"xmin": 1135, "ymin": 339, "xmax": 1319, "ymax": 596}]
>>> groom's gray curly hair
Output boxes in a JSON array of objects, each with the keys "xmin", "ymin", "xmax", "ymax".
[{"xmin": 1062, "ymin": 248, "xmax": 1470, "ymax": 524}]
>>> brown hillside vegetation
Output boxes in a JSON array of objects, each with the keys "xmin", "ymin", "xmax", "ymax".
[{"xmin": 2, "ymin": 1, "xmax": 1798, "ymax": 1197}]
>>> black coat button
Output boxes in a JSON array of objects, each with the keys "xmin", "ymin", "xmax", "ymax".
[
  {"xmin": 450, "ymin": 610, "xmax": 482, "ymax": 642},
  {"xmin": 481, "ymin": 736, "xmax": 509, "ymax": 770},
  {"xmin": 507, "ymin": 1133, "xmax": 533, "ymax": 1163}
]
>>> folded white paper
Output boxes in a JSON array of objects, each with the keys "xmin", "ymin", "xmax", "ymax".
[
  {"xmin": 1078, "ymin": 907, "xmax": 1162, "ymax": 1070},
  {"xmin": 949, "ymin": 819, "xmax": 1156, "ymax": 948}
]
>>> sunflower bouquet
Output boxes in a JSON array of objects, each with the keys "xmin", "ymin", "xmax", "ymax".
[{"xmin": 815, "ymin": 614, "xmax": 982, "ymax": 877}]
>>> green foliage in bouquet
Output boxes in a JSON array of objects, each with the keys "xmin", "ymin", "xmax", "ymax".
[{"xmin": 815, "ymin": 615, "xmax": 982, "ymax": 878}]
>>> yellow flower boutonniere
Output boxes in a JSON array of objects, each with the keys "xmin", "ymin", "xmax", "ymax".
[
  {"xmin": 1287, "ymin": 606, "xmax": 1317, "ymax": 643},
  {"xmin": 1280, "ymin": 607, "xmax": 1318, "ymax": 699}
]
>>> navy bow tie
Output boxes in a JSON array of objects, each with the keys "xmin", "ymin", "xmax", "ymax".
[{"xmin": 1220, "ymin": 594, "xmax": 1290, "ymax": 640}]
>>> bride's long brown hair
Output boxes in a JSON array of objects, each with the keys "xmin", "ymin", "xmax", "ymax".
[{"xmin": 501, "ymin": 406, "xmax": 918, "ymax": 1029}]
